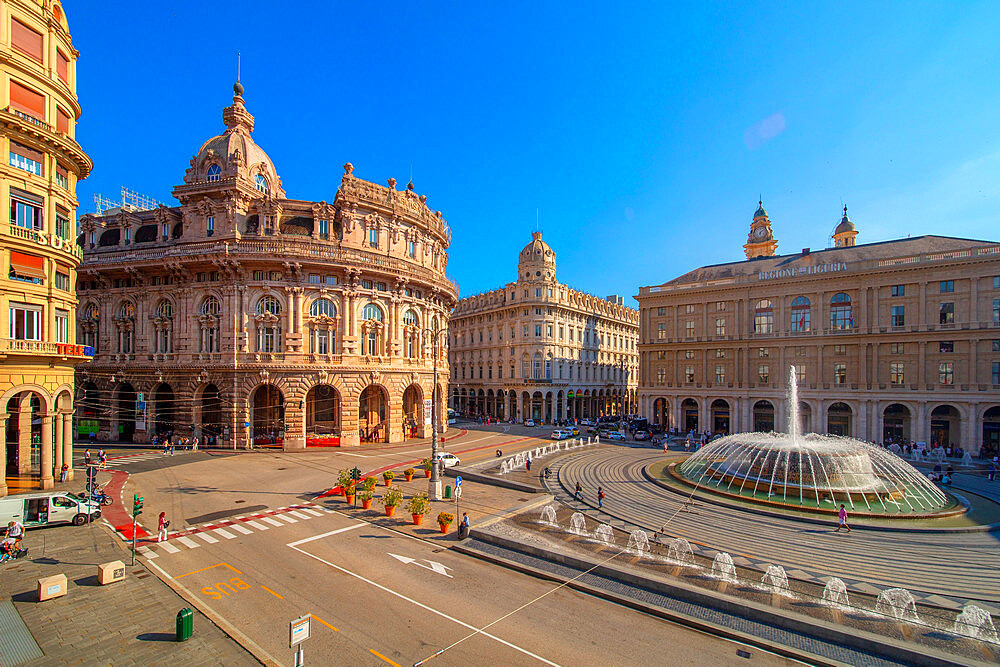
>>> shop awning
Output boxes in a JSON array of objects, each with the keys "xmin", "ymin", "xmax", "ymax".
[{"xmin": 9, "ymin": 250, "xmax": 44, "ymax": 278}]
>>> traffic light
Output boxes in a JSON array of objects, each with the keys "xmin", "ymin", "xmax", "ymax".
[
  {"xmin": 86, "ymin": 465, "xmax": 97, "ymax": 494},
  {"xmin": 132, "ymin": 494, "xmax": 143, "ymax": 518}
]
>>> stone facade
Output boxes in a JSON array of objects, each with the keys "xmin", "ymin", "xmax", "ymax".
[
  {"xmin": 1, "ymin": 0, "xmax": 92, "ymax": 495},
  {"xmin": 636, "ymin": 203, "xmax": 1000, "ymax": 457},
  {"xmin": 449, "ymin": 232, "xmax": 638, "ymax": 423},
  {"xmin": 74, "ymin": 84, "xmax": 455, "ymax": 450}
]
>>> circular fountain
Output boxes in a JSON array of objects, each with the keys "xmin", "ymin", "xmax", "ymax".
[{"xmin": 673, "ymin": 366, "xmax": 963, "ymax": 518}]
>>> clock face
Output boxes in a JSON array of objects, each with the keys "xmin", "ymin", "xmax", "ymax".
[{"xmin": 754, "ymin": 227, "xmax": 767, "ymax": 239}]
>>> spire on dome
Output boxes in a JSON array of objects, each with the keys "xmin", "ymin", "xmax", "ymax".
[
  {"xmin": 222, "ymin": 80, "xmax": 254, "ymax": 134},
  {"xmin": 754, "ymin": 199, "xmax": 767, "ymax": 219}
]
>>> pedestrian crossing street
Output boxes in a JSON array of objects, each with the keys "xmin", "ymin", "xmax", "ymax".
[
  {"xmin": 75, "ymin": 452, "xmax": 176, "ymax": 468},
  {"xmin": 135, "ymin": 503, "xmax": 333, "ymax": 559}
]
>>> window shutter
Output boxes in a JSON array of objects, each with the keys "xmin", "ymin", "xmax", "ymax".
[
  {"xmin": 10, "ymin": 187, "xmax": 43, "ymax": 206},
  {"xmin": 11, "ymin": 19, "xmax": 43, "ymax": 62},
  {"xmin": 9, "ymin": 80, "xmax": 46, "ymax": 119},
  {"xmin": 56, "ymin": 50, "xmax": 69, "ymax": 83}
]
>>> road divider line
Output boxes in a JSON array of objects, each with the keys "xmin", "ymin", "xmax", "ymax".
[
  {"xmin": 309, "ymin": 614, "xmax": 339, "ymax": 632},
  {"xmin": 287, "ymin": 544, "xmax": 560, "ymax": 666},
  {"xmin": 260, "ymin": 585, "xmax": 284, "ymax": 599},
  {"xmin": 370, "ymin": 649, "xmax": 401, "ymax": 666},
  {"xmin": 286, "ymin": 522, "xmax": 366, "ymax": 547}
]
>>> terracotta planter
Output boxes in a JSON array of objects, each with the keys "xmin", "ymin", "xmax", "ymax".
[
  {"xmin": 404, "ymin": 474, "xmax": 413, "ymax": 482},
  {"xmin": 424, "ymin": 469, "xmax": 432, "ymax": 478},
  {"xmin": 412, "ymin": 513, "xmax": 424, "ymax": 526},
  {"xmin": 439, "ymin": 523, "xmax": 450, "ymax": 534},
  {"xmin": 384, "ymin": 479, "xmax": 392, "ymax": 487},
  {"xmin": 361, "ymin": 498, "xmax": 373, "ymax": 510},
  {"xmin": 384, "ymin": 505, "xmax": 396, "ymax": 517},
  {"xmin": 345, "ymin": 494, "xmax": 355, "ymax": 505}
]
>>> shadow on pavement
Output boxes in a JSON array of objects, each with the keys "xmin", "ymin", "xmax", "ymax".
[{"xmin": 137, "ymin": 632, "xmax": 176, "ymax": 642}]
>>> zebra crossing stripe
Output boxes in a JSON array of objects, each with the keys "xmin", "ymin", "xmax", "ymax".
[
  {"xmin": 275, "ymin": 514, "xmax": 298, "ymax": 523},
  {"xmin": 213, "ymin": 528, "xmax": 238, "ymax": 539},
  {"xmin": 195, "ymin": 532, "xmax": 219, "ymax": 544},
  {"xmin": 159, "ymin": 541, "xmax": 180, "ymax": 553},
  {"xmin": 230, "ymin": 523, "xmax": 253, "ymax": 535},
  {"xmin": 176, "ymin": 536, "xmax": 200, "ymax": 548},
  {"xmin": 245, "ymin": 520, "xmax": 268, "ymax": 531},
  {"xmin": 299, "ymin": 508, "xmax": 323, "ymax": 517},
  {"xmin": 137, "ymin": 546, "xmax": 157, "ymax": 559},
  {"xmin": 261, "ymin": 517, "xmax": 285, "ymax": 527},
  {"xmin": 286, "ymin": 511, "xmax": 311, "ymax": 520}
]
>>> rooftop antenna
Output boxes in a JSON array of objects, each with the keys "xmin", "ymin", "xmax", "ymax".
[{"xmin": 237, "ymin": 51, "xmax": 241, "ymax": 84}]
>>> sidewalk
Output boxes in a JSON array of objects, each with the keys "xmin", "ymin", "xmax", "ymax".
[{"xmin": 0, "ymin": 520, "xmax": 257, "ymax": 666}]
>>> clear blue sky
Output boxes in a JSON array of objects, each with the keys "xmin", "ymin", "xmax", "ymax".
[{"xmin": 71, "ymin": 2, "xmax": 1000, "ymax": 304}]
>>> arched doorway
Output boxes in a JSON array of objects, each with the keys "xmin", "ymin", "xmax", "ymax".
[
  {"xmin": 682, "ymin": 398, "xmax": 699, "ymax": 432},
  {"xmin": 115, "ymin": 383, "xmax": 137, "ymax": 443},
  {"xmin": 797, "ymin": 401, "xmax": 812, "ymax": 436},
  {"xmin": 653, "ymin": 398, "xmax": 669, "ymax": 430},
  {"xmin": 199, "ymin": 384, "xmax": 222, "ymax": 446},
  {"xmin": 402, "ymin": 384, "xmax": 422, "ymax": 439},
  {"xmin": 252, "ymin": 384, "xmax": 284, "ymax": 446},
  {"xmin": 306, "ymin": 384, "xmax": 341, "ymax": 446},
  {"xmin": 5, "ymin": 392, "xmax": 43, "ymax": 475},
  {"xmin": 930, "ymin": 404, "xmax": 960, "ymax": 448},
  {"xmin": 508, "ymin": 391, "xmax": 517, "ymax": 422},
  {"xmin": 983, "ymin": 406, "xmax": 1000, "ymax": 458},
  {"xmin": 752, "ymin": 400, "xmax": 774, "ymax": 433},
  {"xmin": 827, "ymin": 402, "xmax": 852, "ymax": 437},
  {"xmin": 78, "ymin": 381, "xmax": 102, "ymax": 441},
  {"xmin": 883, "ymin": 404, "xmax": 911, "ymax": 444},
  {"xmin": 531, "ymin": 391, "xmax": 543, "ymax": 422},
  {"xmin": 711, "ymin": 399, "xmax": 730, "ymax": 435},
  {"xmin": 151, "ymin": 383, "xmax": 175, "ymax": 437},
  {"xmin": 359, "ymin": 385, "xmax": 388, "ymax": 443}
]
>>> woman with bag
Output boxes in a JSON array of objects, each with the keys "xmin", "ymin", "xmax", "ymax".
[{"xmin": 158, "ymin": 512, "xmax": 170, "ymax": 542}]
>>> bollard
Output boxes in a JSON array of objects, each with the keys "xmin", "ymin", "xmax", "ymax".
[
  {"xmin": 176, "ymin": 607, "xmax": 193, "ymax": 642},
  {"xmin": 444, "ymin": 485, "xmax": 452, "ymax": 499}
]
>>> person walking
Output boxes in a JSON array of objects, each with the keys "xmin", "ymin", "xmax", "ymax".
[
  {"xmin": 60, "ymin": 463, "xmax": 69, "ymax": 483},
  {"xmin": 98, "ymin": 449, "xmax": 107, "ymax": 469},
  {"xmin": 988, "ymin": 462, "xmax": 996, "ymax": 482},
  {"xmin": 574, "ymin": 481, "xmax": 583, "ymax": 502},
  {"xmin": 84, "ymin": 449, "xmax": 92, "ymax": 467},
  {"xmin": 835, "ymin": 504, "xmax": 851, "ymax": 532},
  {"xmin": 597, "ymin": 486, "xmax": 605, "ymax": 508},
  {"xmin": 157, "ymin": 512, "xmax": 170, "ymax": 542},
  {"xmin": 525, "ymin": 457, "xmax": 532, "ymax": 472}
]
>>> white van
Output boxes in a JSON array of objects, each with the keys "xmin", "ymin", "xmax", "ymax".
[{"xmin": 0, "ymin": 492, "xmax": 102, "ymax": 529}]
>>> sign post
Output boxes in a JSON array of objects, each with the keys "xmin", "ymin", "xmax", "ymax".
[
  {"xmin": 289, "ymin": 614, "xmax": 311, "ymax": 667},
  {"xmin": 454, "ymin": 476, "xmax": 462, "ymax": 530}
]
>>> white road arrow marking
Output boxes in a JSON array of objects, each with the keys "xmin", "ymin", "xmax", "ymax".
[{"xmin": 389, "ymin": 553, "xmax": 453, "ymax": 577}]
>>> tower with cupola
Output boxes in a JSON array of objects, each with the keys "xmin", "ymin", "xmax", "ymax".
[
  {"xmin": 743, "ymin": 200, "xmax": 778, "ymax": 259},
  {"xmin": 832, "ymin": 205, "xmax": 859, "ymax": 248}
]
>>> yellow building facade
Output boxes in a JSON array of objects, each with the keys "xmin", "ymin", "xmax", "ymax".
[{"xmin": 1, "ymin": 0, "xmax": 92, "ymax": 496}]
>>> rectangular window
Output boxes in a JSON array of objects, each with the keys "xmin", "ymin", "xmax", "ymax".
[
  {"xmin": 715, "ymin": 318, "xmax": 725, "ymax": 335},
  {"xmin": 9, "ymin": 142, "xmax": 43, "ymax": 176},
  {"xmin": 56, "ymin": 50, "xmax": 69, "ymax": 84},
  {"xmin": 369, "ymin": 227, "xmax": 378, "ymax": 247},
  {"xmin": 940, "ymin": 302, "xmax": 954, "ymax": 324},
  {"xmin": 253, "ymin": 270, "xmax": 266, "ymax": 281},
  {"xmin": 548, "ymin": 288, "xmax": 553, "ymax": 297},
  {"xmin": 657, "ymin": 322, "xmax": 665, "ymax": 339},
  {"xmin": 795, "ymin": 367, "xmax": 806, "ymax": 383},
  {"xmin": 684, "ymin": 350, "xmax": 695, "ymax": 359},
  {"xmin": 891, "ymin": 305, "xmax": 905, "ymax": 327},
  {"xmin": 376, "ymin": 282, "xmax": 387, "ymax": 291},
  {"xmin": 523, "ymin": 325, "xmax": 528, "ymax": 337},
  {"xmin": 993, "ymin": 340, "xmax": 1000, "ymax": 352},
  {"xmin": 890, "ymin": 362, "xmax": 905, "ymax": 385},
  {"xmin": 938, "ymin": 362, "xmax": 954, "ymax": 385},
  {"xmin": 55, "ymin": 272, "xmax": 69, "ymax": 290},
  {"xmin": 939, "ymin": 341, "xmax": 954, "ymax": 353},
  {"xmin": 758, "ymin": 347, "xmax": 769, "ymax": 358},
  {"xmin": 834, "ymin": 363, "xmax": 847, "ymax": 385},
  {"xmin": 715, "ymin": 348, "xmax": 725, "ymax": 358},
  {"xmin": 263, "ymin": 215, "xmax": 275, "ymax": 235},
  {"xmin": 685, "ymin": 321, "xmax": 694, "ymax": 338},
  {"xmin": 269, "ymin": 271, "xmax": 282, "ymax": 281},
  {"xmin": 9, "ymin": 303, "xmax": 42, "ymax": 340},
  {"xmin": 685, "ymin": 305, "xmax": 695, "ymax": 314},
  {"xmin": 685, "ymin": 366, "xmax": 695, "ymax": 383},
  {"xmin": 994, "ymin": 276, "xmax": 1000, "ymax": 289},
  {"xmin": 656, "ymin": 368, "xmax": 665, "ymax": 385},
  {"xmin": 407, "ymin": 240, "xmax": 415, "ymax": 258},
  {"xmin": 994, "ymin": 299, "xmax": 1000, "ymax": 323},
  {"xmin": 656, "ymin": 307, "xmax": 666, "ymax": 316},
  {"xmin": 891, "ymin": 284, "xmax": 905, "ymax": 297},
  {"xmin": 716, "ymin": 301, "xmax": 727, "ymax": 311},
  {"xmin": 940, "ymin": 280, "xmax": 954, "ymax": 293},
  {"xmin": 535, "ymin": 288, "xmax": 541, "ymax": 297},
  {"xmin": 54, "ymin": 309, "xmax": 68, "ymax": 344},
  {"xmin": 754, "ymin": 310, "xmax": 773, "ymax": 334},
  {"xmin": 318, "ymin": 219, "xmax": 330, "ymax": 240},
  {"xmin": 891, "ymin": 342, "xmax": 905, "ymax": 354},
  {"xmin": 55, "ymin": 214, "xmax": 69, "ymax": 239},
  {"xmin": 715, "ymin": 366, "xmax": 725, "ymax": 384},
  {"xmin": 834, "ymin": 344, "xmax": 847, "ymax": 355},
  {"xmin": 325, "ymin": 276, "xmax": 337, "ymax": 285},
  {"xmin": 758, "ymin": 365, "xmax": 769, "ymax": 384},
  {"xmin": 55, "ymin": 164, "xmax": 69, "ymax": 189},
  {"xmin": 309, "ymin": 274, "xmax": 321, "ymax": 284},
  {"xmin": 361, "ymin": 279, "xmax": 373, "ymax": 289},
  {"xmin": 534, "ymin": 325, "xmax": 541, "ymax": 337},
  {"xmin": 546, "ymin": 325, "xmax": 552, "ymax": 337},
  {"xmin": 11, "ymin": 19, "xmax": 43, "ymax": 62},
  {"xmin": 795, "ymin": 346, "xmax": 806, "ymax": 357},
  {"xmin": 993, "ymin": 361, "xmax": 1000, "ymax": 385},
  {"xmin": 161, "ymin": 223, "xmax": 169, "ymax": 240},
  {"xmin": 9, "ymin": 80, "xmax": 46, "ymax": 120},
  {"xmin": 207, "ymin": 216, "xmax": 215, "ymax": 236}
]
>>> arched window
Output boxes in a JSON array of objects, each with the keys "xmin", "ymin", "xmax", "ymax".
[
  {"xmin": 254, "ymin": 173, "xmax": 269, "ymax": 194},
  {"xmin": 402, "ymin": 309, "xmax": 420, "ymax": 358},
  {"xmin": 256, "ymin": 295, "xmax": 281, "ymax": 316},
  {"xmin": 118, "ymin": 302, "xmax": 135, "ymax": 320},
  {"xmin": 199, "ymin": 296, "xmax": 221, "ymax": 353},
  {"xmin": 790, "ymin": 296, "xmax": 810, "ymax": 333},
  {"xmin": 84, "ymin": 303, "xmax": 99, "ymax": 321},
  {"xmin": 201, "ymin": 296, "xmax": 221, "ymax": 316},
  {"xmin": 255, "ymin": 296, "xmax": 282, "ymax": 353},
  {"xmin": 521, "ymin": 356, "xmax": 530, "ymax": 380},
  {"xmin": 117, "ymin": 301, "xmax": 135, "ymax": 354},
  {"xmin": 753, "ymin": 299, "xmax": 773, "ymax": 334},
  {"xmin": 830, "ymin": 293, "xmax": 853, "ymax": 330},
  {"xmin": 544, "ymin": 355, "xmax": 552, "ymax": 380},
  {"xmin": 362, "ymin": 303, "xmax": 383, "ymax": 356},
  {"xmin": 155, "ymin": 299, "xmax": 172, "ymax": 318},
  {"xmin": 362, "ymin": 303, "xmax": 383, "ymax": 322},
  {"xmin": 403, "ymin": 309, "xmax": 419, "ymax": 326},
  {"xmin": 206, "ymin": 164, "xmax": 221, "ymax": 182},
  {"xmin": 80, "ymin": 303, "xmax": 99, "ymax": 350},
  {"xmin": 310, "ymin": 298, "xmax": 336, "ymax": 318},
  {"xmin": 153, "ymin": 299, "xmax": 174, "ymax": 353},
  {"xmin": 532, "ymin": 352, "xmax": 543, "ymax": 379}
]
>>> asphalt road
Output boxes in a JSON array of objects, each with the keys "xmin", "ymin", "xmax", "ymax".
[{"xmin": 120, "ymin": 427, "xmax": 797, "ymax": 667}]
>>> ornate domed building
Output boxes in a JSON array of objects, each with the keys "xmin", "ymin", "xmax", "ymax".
[{"xmin": 75, "ymin": 84, "xmax": 456, "ymax": 449}]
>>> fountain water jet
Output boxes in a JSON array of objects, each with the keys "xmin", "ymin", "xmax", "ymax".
[
  {"xmin": 625, "ymin": 530, "xmax": 650, "ymax": 556},
  {"xmin": 761, "ymin": 565, "xmax": 789, "ymax": 595},
  {"xmin": 711, "ymin": 552, "xmax": 738, "ymax": 583},
  {"xmin": 667, "ymin": 538, "xmax": 695, "ymax": 565},
  {"xmin": 592, "ymin": 524, "xmax": 615, "ymax": 546},
  {"xmin": 539, "ymin": 505, "xmax": 557, "ymax": 526},
  {"xmin": 822, "ymin": 578, "xmax": 850, "ymax": 607},
  {"xmin": 952, "ymin": 604, "xmax": 999, "ymax": 643},
  {"xmin": 874, "ymin": 588, "xmax": 920, "ymax": 623},
  {"xmin": 568, "ymin": 512, "xmax": 588, "ymax": 536}
]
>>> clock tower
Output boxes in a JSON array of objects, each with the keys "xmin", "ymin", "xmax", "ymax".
[{"xmin": 743, "ymin": 200, "xmax": 778, "ymax": 259}]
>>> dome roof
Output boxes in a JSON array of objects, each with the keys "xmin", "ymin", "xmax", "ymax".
[
  {"xmin": 834, "ymin": 206, "xmax": 856, "ymax": 234},
  {"xmin": 753, "ymin": 200, "xmax": 768, "ymax": 219},
  {"xmin": 517, "ymin": 231, "xmax": 557, "ymax": 281}
]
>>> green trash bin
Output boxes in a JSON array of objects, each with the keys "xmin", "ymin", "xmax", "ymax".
[
  {"xmin": 176, "ymin": 607, "xmax": 193, "ymax": 642},
  {"xmin": 444, "ymin": 485, "xmax": 452, "ymax": 499}
]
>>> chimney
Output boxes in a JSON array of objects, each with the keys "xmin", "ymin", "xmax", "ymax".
[{"xmin": 801, "ymin": 248, "xmax": 810, "ymax": 255}]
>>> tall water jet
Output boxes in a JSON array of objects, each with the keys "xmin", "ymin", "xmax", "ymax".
[
  {"xmin": 875, "ymin": 588, "xmax": 920, "ymax": 623},
  {"xmin": 711, "ymin": 552, "xmax": 738, "ymax": 582},
  {"xmin": 568, "ymin": 512, "xmax": 588, "ymax": 536},
  {"xmin": 593, "ymin": 524, "xmax": 615, "ymax": 546},
  {"xmin": 787, "ymin": 365, "xmax": 800, "ymax": 442},
  {"xmin": 667, "ymin": 538, "xmax": 695, "ymax": 565},
  {"xmin": 761, "ymin": 564, "xmax": 790, "ymax": 595},
  {"xmin": 539, "ymin": 505, "xmax": 557, "ymax": 526}
]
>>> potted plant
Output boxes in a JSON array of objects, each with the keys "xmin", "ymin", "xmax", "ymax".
[
  {"xmin": 437, "ymin": 511, "xmax": 454, "ymax": 534},
  {"xmin": 361, "ymin": 476, "xmax": 376, "ymax": 492},
  {"xmin": 359, "ymin": 489, "xmax": 374, "ymax": 510},
  {"xmin": 337, "ymin": 469, "xmax": 354, "ymax": 496},
  {"xmin": 404, "ymin": 467, "xmax": 415, "ymax": 482},
  {"xmin": 381, "ymin": 487, "xmax": 403, "ymax": 517},
  {"xmin": 407, "ymin": 492, "xmax": 430, "ymax": 526},
  {"xmin": 343, "ymin": 483, "xmax": 355, "ymax": 504},
  {"xmin": 421, "ymin": 458, "xmax": 433, "ymax": 478},
  {"xmin": 382, "ymin": 470, "xmax": 395, "ymax": 487}
]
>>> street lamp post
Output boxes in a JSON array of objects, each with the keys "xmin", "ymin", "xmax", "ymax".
[{"xmin": 425, "ymin": 323, "xmax": 445, "ymax": 500}]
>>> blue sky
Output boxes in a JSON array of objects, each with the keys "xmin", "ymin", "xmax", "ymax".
[{"xmin": 71, "ymin": 2, "xmax": 1000, "ymax": 303}]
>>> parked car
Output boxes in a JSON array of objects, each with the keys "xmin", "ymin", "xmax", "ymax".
[
  {"xmin": 634, "ymin": 430, "xmax": 652, "ymax": 441},
  {"xmin": 434, "ymin": 453, "xmax": 462, "ymax": 468},
  {"xmin": 580, "ymin": 419, "xmax": 595, "ymax": 427},
  {"xmin": 550, "ymin": 429, "xmax": 571, "ymax": 440},
  {"xmin": 569, "ymin": 427, "xmax": 580, "ymax": 436},
  {"xmin": 604, "ymin": 431, "xmax": 626, "ymax": 441},
  {"xmin": 0, "ymin": 492, "xmax": 102, "ymax": 528},
  {"xmin": 523, "ymin": 419, "xmax": 536, "ymax": 427}
]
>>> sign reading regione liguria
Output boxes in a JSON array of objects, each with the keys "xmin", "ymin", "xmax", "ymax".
[{"xmin": 759, "ymin": 262, "xmax": 848, "ymax": 281}]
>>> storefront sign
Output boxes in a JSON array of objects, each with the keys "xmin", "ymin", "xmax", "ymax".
[
  {"xmin": 423, "ymin": 398, "xmax": 432, "ymax": 425},
  {"xmin": 758, "ymin": 262, "xmax": 848, "ymax": 281},
  {"xmin": 15, "ymin": 228, "xmax": 82, "ymax": 258},
  {"xmin": 55, "ymin": 343, "xmax": 93, "ymax": 356}
]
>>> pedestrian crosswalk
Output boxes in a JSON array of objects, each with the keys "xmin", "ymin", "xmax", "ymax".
[
  {"xmin": 75, "ymin": 452, "xmax": 171, "ymax": 468},
  {"xmin": 136, "ymin": 503, "xmax": 332, "ymax": 559}
]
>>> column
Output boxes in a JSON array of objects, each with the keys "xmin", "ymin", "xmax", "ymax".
[
  {"xmin": 918, "ymin": 342, "xmax": 926, "ymax": 388},
  {"xmin": 62, "ymin": 412, "xmax": 74, "ymax": 481},
  {"xmin": 296, "ymin": 289, "xmax": 305, "ymax": 334},
  {"xmin": 40, "ymin": 414, "xmax": 54, "ymax": 489},
  {"xmin": 0, "ymin": 413, "xmax": 7, "ymax": 497},
  {"xmin": 54, "ymin": 413, "xmax": 64, "ymax": 476},
  {"xmin": 970, "ymin": 277, "xmax": 979, "ymax": 326}
]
